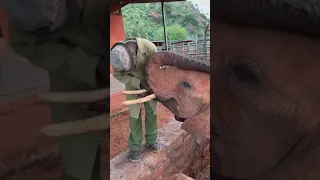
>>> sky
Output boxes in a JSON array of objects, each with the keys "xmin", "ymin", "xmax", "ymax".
[{"xmin": 188, "ymin": 0, "xmax": 210, "ymax": 18}]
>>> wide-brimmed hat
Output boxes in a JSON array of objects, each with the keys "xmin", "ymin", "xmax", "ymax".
[{"xmin": 110, "ymin": 43, "xmax": 135, "ymax": 71}]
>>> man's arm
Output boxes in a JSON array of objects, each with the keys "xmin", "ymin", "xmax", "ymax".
[
  {"xmin": 8, "ymin": 20, "xmax": 106, "ymax": 89},
  {"xmin": 112, "ymin": 67, "xmax": 141, "ymax": 90}
]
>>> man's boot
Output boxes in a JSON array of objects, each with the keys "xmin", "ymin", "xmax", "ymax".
[
  {"xmin": 129, "ymin": 150, "xmax": 141, "ymax": 163},
  {"xmin": 147, "ymin": 142, "xmax": 161, "ymax": 152}
]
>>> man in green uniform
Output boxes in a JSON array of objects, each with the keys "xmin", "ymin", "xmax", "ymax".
[
  {"xmin": 2, "ymin": 0, "xmax": 109, "ymax": 179},
  {"xmin": 110, "ymin": 38, "xmax": 160, "ymax": 162}
]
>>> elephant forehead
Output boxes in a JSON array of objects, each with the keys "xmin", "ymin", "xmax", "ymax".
[{"xmin": 213, "ymin": 23, "xmax": 320, "ymax": 96}]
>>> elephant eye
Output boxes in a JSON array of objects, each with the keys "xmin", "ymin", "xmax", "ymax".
[
  {"xmin": 232, "ymin": 64, "xmax": 259, "ymax": 84},
  {"xmin": 181, "ymin": 81, "xmax": 192, "ymax": 89},
  {"xmin": 228, "ymin": 58, "xmax": 262, "ymax": 92}
]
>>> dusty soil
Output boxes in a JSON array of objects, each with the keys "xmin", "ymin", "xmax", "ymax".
[
  {"xmin": 110, "ymin": 105, "xmax": 174, "ymax": 159},
  {"xmin": 0, "ymin": 93, "xmax": 174, "ymax": 180}
]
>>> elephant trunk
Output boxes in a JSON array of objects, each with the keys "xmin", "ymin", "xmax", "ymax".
[{"xmin": 145, "ymin": 52, "xmax": 210, "ymax": 77}]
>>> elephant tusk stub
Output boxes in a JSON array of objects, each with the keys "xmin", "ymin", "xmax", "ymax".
[
  {"xmin": 122, "ymin": 89, "xmax": 147, "ymax": 94},
  {"xmin": 38, "ymin": 88, "xmax": 109, "ymax": 103},
  {"xmin": 122, "ymin": 94, "xmax": 156, "ymax": 105},
  {"xmin": 40, "ymin": 114, "xmax": 109, "ymax": 137}
]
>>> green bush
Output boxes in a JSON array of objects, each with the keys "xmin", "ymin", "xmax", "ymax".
[{"xmin": 156, "ymin": 25, "xmax": 189, "ymax": 41}]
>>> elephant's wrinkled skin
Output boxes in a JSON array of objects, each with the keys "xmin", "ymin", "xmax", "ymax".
[
  {"xmin": 145, "ymin": 52, "xmax": 210, "ymax": 138},
  {"xmin": 210, "ymin": 20, "xmax": 320, "ymax": 180},
  {"xmin": 143, "ymin": 24, "xmax": 320, "ymax": 179}
]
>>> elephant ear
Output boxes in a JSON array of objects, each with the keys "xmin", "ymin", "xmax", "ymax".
[{"xmin": 181, "ymin": 106, "xmax": 210, "ymax": 139}]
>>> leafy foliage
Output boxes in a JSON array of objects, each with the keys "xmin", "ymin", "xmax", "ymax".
[
  {"xmin": 121, "ymin": 1, "xmax": 209, "ymax": 41},
  {"xmin": 155, "ymin": 25, "xmax": 189, "ymax": 40}
]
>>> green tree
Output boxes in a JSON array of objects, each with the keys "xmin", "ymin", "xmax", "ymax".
[
  {"xmin": 121, "ymin": 4, "xmax": 158, "ymax": 39},
  {"xmin": 156, "ymin": 25, "xmax": 189, "ymax": 41},
  {"xmin": 121, "ymin": 1, "xmax": 209, "ymax": 40}
]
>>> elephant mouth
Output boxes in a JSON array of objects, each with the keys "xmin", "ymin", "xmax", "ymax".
[
  {"xmin": 155, "ymin": 97, "xmax": 178, "ymax": 113},
  {"xmin": 174, "ymin": 115, "xmax": 187, "ymax": 122},
  {"xmin": 160, "ymin": 97, "xmax": 205, "ymax": 120}
]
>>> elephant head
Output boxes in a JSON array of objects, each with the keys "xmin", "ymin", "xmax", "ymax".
[
  {"xmin": 146, "ymin": 52, "xmax": 211, "ymax": 137},
  {"xmin": 123, "ymin": 52, "xmax": 210, "ymax": 138},
  {"xmin": 210, "ymin": 0, "xmax": 320, "ymax": 180}
]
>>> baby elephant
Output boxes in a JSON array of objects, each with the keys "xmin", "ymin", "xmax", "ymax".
[{"xmin": 123, "ymin": 52, "xmax": 210, "ymax": 138}]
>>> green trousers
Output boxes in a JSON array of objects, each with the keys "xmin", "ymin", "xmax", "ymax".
[{"xmin": 128, "ymin": 102, "xmax": 158, "ymax": 151}]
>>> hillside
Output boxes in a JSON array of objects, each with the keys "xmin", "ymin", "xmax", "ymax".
[{"xmin": 122, "ymin": 1, "xmax": 210, "ymax": 41}]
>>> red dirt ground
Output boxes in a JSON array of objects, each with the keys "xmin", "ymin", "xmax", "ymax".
[
  {"xmin": 0, "ymin": 92, "xmax": 173, "ymax": 180},
  {"xmin": 110, "ymin": 104, "xmax": 174, "ymax": 159}
]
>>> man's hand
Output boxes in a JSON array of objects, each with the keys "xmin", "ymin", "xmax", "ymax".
[
  {"xmin": 138, "ymin": 78, "xmax": 156, "ymax": 99},
  {"xmin": 140, "ymin": 78, "xmax": 152, "ymax": 92},
  {"xmin": 140, "ymin": 79, "xmax": 148, "ymax": 89},
  {"xmin": 136, "ymin": 92, "xmax": 149, "ymax": 99},
  {"xmin": 138, "ymin": 79, "xmax": 150, "ymax": 99}
]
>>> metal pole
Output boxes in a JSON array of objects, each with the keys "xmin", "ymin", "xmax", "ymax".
[
  {"xmin": 204, "ymin": 24, "xmax": 208, "ymax": 60},
  {"xmin": 161, "ymin": 1, "xmax": 168, "ymax": 51}
]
